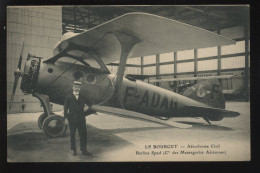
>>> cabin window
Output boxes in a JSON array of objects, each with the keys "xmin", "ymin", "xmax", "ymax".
[
  {"xmin": 74, "ymin": 71, "xmax": 84, "ymax": 81},
  {"xmin": 48, "ymin": 68, "xmax": 53, "ymax": 73},
  {"xmin": 87, "ymin": 74, "xmax": 97, "ymax": 84}
]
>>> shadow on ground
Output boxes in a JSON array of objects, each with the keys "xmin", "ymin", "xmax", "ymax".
[{"xmin": 7, "ymin": 122, "xmax": 170, "ymax": 162}]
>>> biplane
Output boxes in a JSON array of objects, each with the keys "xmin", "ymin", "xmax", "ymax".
[{"xmin": 9, "ymin": 13, "xmax": 240, "ymax": 137}]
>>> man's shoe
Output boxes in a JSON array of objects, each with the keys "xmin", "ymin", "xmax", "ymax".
[
  {"xmin": 72, "ymin": 150, "xmax": 77, "ymax": 156},
  {"xmin": 82, "ymin": 150, "xmax": 92, "ymax": 156}
]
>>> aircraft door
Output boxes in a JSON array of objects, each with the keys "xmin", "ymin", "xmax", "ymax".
[{"xmin": 80, "ymin": 73, "xmax": 114, "ymax": 105}]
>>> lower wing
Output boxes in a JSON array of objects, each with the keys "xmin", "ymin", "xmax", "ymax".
[{"xmin": 91, "ymin": 105, "xmax": 192, "ymax": 129}]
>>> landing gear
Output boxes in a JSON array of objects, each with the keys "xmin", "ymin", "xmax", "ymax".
[
  {"xmin": 38, "ymin": 113, "xmax": 47, "ymax": 129},
  {"xmin": 42, "ymin": 115, "xmax": 67, "ymax": 137},
  {"xmin": 203, "ymin": 113, "xmax": 224, "ymax": 124},
  {"xmin": 203, "ymin": 116, "xmax": 212, "ymax": 124},
  {"xmin": 34, "ymin": 93, "xmax": 67, "ymax": 137}
]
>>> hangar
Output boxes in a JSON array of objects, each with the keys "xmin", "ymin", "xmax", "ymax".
[
  {"xmin": 7, "ymin": 6, "xmax": 250, "ymax": 113},
  {"xmin": 7, "ymin": 6, "xmax": 250, "ymax": 162}
]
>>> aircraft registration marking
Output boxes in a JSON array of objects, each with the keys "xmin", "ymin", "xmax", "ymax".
[{"xmin": 123, "ymin": 86, "xmax": 177, "ymax": 110}]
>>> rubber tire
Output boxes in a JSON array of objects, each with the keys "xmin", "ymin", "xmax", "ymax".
[
  {"xmin": 38, "ymin": 113, "xmax": 47, "ymax": 130},
  {"xmin": 42, "ymin": 114, "xmax": 67, "ymax": 138}
]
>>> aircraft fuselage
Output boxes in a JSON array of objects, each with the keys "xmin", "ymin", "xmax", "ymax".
[{"xmin": 21, "ymin": 60, "xmax": 208, "ymax": 118}]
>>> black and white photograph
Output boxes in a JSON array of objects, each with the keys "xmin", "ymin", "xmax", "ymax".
[{"xmin": 6, "ymin": 5, "xmax": 250, "ymax": 162}]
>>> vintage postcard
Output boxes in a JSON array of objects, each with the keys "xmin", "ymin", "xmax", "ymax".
[{"xmin": 7, "ymin": 5, "xmax": 250, "ymax": 162}]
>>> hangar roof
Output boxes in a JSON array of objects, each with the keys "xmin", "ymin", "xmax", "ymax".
[{"xmin": 62, "ymin": 6, "xmax": 249, "ymax": 34}]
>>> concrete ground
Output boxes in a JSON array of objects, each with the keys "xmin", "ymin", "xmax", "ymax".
[{"xmin": 7, "ymin": 101, "xmax": 250, "ymax": 162}]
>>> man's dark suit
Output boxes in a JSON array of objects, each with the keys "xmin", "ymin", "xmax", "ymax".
[{"xmin": 64, "ymin": 93, "xmax": 87, "ymax": 152}]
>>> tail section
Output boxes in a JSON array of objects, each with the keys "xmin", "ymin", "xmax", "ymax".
[{"xmin": 183, "ymin": 79, "xmax": 225, "ymax": 109}]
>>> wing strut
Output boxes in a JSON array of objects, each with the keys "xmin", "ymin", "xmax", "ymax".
[
  {"xmin": 88, "ymin": 51, "xmax": 110, "ymax": 73},
  {"xmin": 106, "ymin": 32, "xmax": 141, "ymax": 106}
]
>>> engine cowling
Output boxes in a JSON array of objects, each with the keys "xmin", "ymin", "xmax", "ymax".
[{"xmin": 20, "ymin": 56, "xmax": 41, "ymax": 93}]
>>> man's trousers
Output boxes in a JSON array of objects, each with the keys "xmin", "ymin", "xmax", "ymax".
[{"xmin": 68, "ymin": 118, "xmax": 87, "ymax": 152}]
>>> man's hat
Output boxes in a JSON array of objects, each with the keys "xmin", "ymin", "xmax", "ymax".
[{"xmin": 73, "ymin": 81, "xmax": 82, "ymax": 86}]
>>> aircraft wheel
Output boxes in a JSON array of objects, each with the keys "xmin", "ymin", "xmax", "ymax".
[
  {"xmin": 42, "ymin": 114, "xmax": 67, "ymax": 138},
  {"xmin": 38, "ymin": 113, "xmax": 47, "ymax": 130}
]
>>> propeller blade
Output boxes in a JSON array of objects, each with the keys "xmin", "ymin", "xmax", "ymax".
[
  {"xmin": 27, "ymin": 52, "xmax": 31, "ymax": 60},
  {"xmin": 18, "ymin": 42, "xmax": 24, "ymax": 70},
  {"xmin": 9, "ymin": 42, "xmax": 24, "ymax": 111},
  {"xmin": 9, "ymin": 73, "xmax": 20, "ymax": 110}
]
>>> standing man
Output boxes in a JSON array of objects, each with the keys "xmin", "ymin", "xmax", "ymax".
[{"xmin": 64, "ymin": 81, "xmax": 92, "ymax": 156}]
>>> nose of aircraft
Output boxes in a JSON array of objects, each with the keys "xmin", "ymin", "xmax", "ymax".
[
  {"xmin": 9, "ymin": 43, "xmax": 41, "ymax": 111},
  {"xmin": 20, "ymin": 54, "xmax": 41, "ymax": 94}
]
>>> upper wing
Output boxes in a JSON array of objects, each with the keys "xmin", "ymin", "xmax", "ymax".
[{"xmin": 45, "ymin": 12, "xmax": 235, "ymax": 65}]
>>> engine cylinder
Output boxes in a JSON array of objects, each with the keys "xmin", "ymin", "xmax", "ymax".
[{"xmin": 20, "ymin": 58, "xmax": 41, "ymax": 93}]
